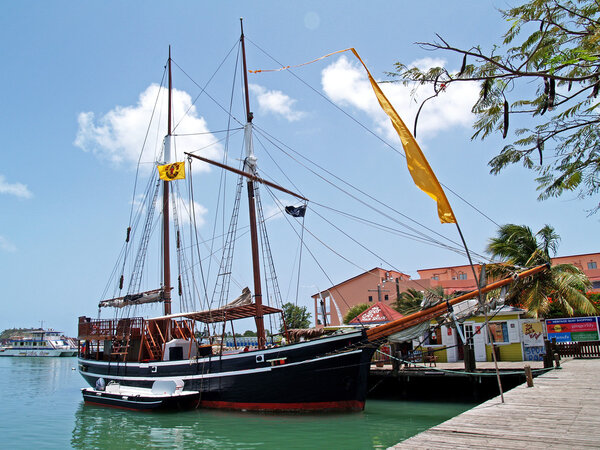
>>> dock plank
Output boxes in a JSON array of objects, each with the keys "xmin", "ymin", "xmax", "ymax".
[{"xmin": 393, "ymin": 359, "xmax": 600, "ymax": 449}]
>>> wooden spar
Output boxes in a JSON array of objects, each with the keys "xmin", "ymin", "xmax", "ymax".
[
  {"xmin": 240, "ymin": 19, "xmax": 266, "ymax": 349},
  {"xmin": 162, "ymin": 47, "xmax": 173, "ymax": 316},
  {"xmin": 240, "ymin": 18, "xmax": 252, "ymax": 126},
  {"xmin": 366, "ymin": 264, "xmax": 549, "ymax": 342},
  {"xmin": 184, "ymin": 152, "xmax": 307, "ymax": 201}
]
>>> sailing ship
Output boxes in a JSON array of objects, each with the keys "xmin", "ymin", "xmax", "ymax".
[{"xmin": 77, "ymin": 22, "xmax": 547, "ymax": 412}]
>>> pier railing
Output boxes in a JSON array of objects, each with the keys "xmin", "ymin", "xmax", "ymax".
[{"xmin": 553, "ymin": 340, "xmax": 600, "ymax": 358}]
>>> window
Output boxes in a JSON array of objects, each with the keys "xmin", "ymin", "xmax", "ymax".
[
  {"xmin": 461, "ymin": 324, "xmax": 474, "ymax": 349},
  {"xmin": 432, "ymin": 275, "xmax": 439, "ymax": 280},
  {"xmin": 428, "ymin": 327, "xmax": 443, "ymax": 345},
  {"xmin": 588, "ymin": 261, "xmax": 597, "ymax": 270},
  {"xmin": 368, "ymin": 296, "xmax": 373, "ymax": 302},
  {"xmin": 488, "ymin": 322, "xmax": 509, "ymax": 343},
  {"xmin": 384, "ymin": 294, "xmax": 389, "ymax": 301},
  {"xmin": 458, "ymin": 272, "xmax": 467, "ymax": 280}
]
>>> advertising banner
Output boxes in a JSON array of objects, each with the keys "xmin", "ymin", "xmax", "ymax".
[
  {"xmin": 522, "ymin": 321, "xmax": 544, "ymax": 346},
  {"xmin": 546, "ymin": 317, "xmax": 599, "ymax": 343},
  {"xmin": 522, "ymin": 321, "xmax": 545, "ymax": 361}
]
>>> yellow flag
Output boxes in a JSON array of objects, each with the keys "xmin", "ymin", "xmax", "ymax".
[
  {"xmin": 350, "ymin": 49, "xmax": 456, "ymax": 224},
  {"xmin": 157, "ymin": 161, "xmax": 185, "ymax": 181}
]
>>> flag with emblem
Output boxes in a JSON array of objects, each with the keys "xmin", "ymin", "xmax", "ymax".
[{"xmin": 157, "ymin": 161, "xmax": 185, "ymax": 181}]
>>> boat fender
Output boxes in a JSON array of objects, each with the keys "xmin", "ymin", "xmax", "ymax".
[{"xmin": 95, "ymin": 378, "xmax": 106, "ymax": 391}]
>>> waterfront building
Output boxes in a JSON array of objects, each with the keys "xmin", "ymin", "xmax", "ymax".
[
  {"xmin": 349, "ymin": 302, "xmax": 404, "ymax": 326},
  {"xmin": 313, "ymin": 252, "xmax": 600, "ymax": 329},
  {"xmin": 413, "ymin": 303, "xmax": 543, "ymax": 363},
  {"xmin": 312, "ymin": 268, "xmax": 410, "ymax": 327},
  {"xmin": 416, "ymin": 252, "xmax": 600, "ymax": 293}
]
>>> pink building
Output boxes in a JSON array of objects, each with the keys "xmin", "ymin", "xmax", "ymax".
[
  {"xmin": 312, "ymin": 252, "xmax": 600, "ymax": 327},
  {"xmin": 312, "ymin": 268, "xmax": 409, "ymax": 327},
  {"xmin": 418, "ymin": 252, "xmax": 600, "ymax": 294}
]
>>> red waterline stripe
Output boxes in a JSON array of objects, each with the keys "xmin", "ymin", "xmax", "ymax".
[{"xmin": 200, "ymin": 400, "xmax": 364, "ymax": 411}]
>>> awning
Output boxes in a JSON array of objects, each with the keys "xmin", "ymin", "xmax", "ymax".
[{"xmin": 149, "ymin": 303, "xmax": 283, "ymax": 324}]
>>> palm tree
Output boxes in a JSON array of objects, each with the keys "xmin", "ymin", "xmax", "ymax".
[
  {"xmin": 394, "ymin": 286, "xmax": 447, "ymax": 315},
  {"xmin": 343, "ymin": 303, "xmax": 370, "ymax": 324},
  {"xmin": 394, "ymin": 288, "xmax": 424, "ymax": 315},
  {"xmin": 486, "ymin": 224, "xmax": 595, "ymax": 318}
]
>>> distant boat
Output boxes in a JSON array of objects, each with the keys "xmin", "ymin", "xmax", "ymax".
[{"xmin": 0, "ymin": 329, "xmax": 77, "ymax": 357}]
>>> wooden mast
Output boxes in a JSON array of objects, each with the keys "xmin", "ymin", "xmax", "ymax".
[
  {"xmin": 240, "ymin": 19, "xmax": 266, "ymax": 349},
  {"xmin": 162, "ymin": 47, "xmax": 173, "ymax": 317}
]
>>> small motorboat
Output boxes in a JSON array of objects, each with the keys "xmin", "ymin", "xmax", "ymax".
[{"xmin": 82, "ymin": 378, "xmax": 200, "ymax": 411}]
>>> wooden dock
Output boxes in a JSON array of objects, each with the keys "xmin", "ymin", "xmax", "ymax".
[{"xmin": 393, "ymin": 358, "xmax": 600, "ymax": 449}]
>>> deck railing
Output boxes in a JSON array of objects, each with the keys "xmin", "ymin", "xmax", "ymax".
[
  {"xmin": 554, "ymin": 340, "xmax": 600, "ymax": 358},
  {"xmin": 78, "ymin": 316, "xmax": 144, "ymax": 340}
]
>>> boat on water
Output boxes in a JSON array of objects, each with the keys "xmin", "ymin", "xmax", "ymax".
[
  {"xmin": 77, "ymin": 22, "xmax": 548, "ymax": 412},
  {"xmin": 82, "ymin": 378, "xmax": 200, "ymax": 411},
  {"xmin": 0, "ymin": 329, "xmax": 77, "ymax": 357}
]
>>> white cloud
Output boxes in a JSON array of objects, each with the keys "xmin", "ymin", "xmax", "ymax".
[
  {"xmin": 75, "ymin": 84, "xmax": 222, "ymax": 170},
  {"xmin": 249, "ymin": 84, "xmax": 306, "ymax": 122},
  {"xmin": 321, "ymin": 55, "xmax": 479, "ymax": 142},
  {"xmin": 263, "ymin": 201, "xmax": 285, "ymax": 221},
  {"xmin": 130, "ymin": 191, "xmax": 207, "ymax": 228},
  {"xmin": 0, "ymin": 236, "xmax": 16, "ymax": 253},
  {"xmin": 0, "ymin": 175, "xmax": 33, "ymax": 199},
  {"xmin": 411, "ymin": 57, "xmax": 447, "ymax": 72},
  {"xmin": 174, "ymin": 194, "xmax": 208, "ymax": 228}
]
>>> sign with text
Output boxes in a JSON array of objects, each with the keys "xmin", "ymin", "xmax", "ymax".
[
  {"xmin": 546, "ymin": 317, "xmax": 599, "ymax": 343},
  {"xmin": 522, "ymin": 321, "xmax": 544, "ymax": 346}
]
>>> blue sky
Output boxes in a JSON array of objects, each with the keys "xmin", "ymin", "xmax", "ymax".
[{"xmin": 1, "ymin": 1, "xmax": 597, "ymax": 335}]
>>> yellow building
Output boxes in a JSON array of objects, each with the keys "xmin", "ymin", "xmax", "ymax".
[{"xmin": 413, "ymin": 303, "xmax": 540, "ymax": 363}]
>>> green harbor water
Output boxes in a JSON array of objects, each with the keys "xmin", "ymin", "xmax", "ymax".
[{"xmin": 0, "ymin": 357, "xmax": 474, "ymax": 449}]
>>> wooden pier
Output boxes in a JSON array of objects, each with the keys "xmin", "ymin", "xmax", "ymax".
[{"xmin": 394, "ymin": 358, "xmax": 600, "ymax": 449}]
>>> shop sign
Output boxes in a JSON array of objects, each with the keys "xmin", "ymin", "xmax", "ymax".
[{"xmin": 546, "ymin": 317, "xmax": 599, "ymax": 343}]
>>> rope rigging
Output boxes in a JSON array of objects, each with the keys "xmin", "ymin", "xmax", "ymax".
[
  {"xmin": 245, "ymin": 37, "xmax": 501, "ymax": 229},
  {"xmin": 94, "ymin": 32, "xmax": 517, "ymax": 348}
]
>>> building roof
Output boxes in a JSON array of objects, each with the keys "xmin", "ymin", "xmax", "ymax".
[
  {"xmin": 349, "ymin": 302, "xmax": 403, "ymax": 325},
  {"xmin": 418, "ymin": 252, "xmax": 600, "ymax": 273},
  {"xmin": 311, "ymin": 267, "xmax": 409, "ymax": 298}
]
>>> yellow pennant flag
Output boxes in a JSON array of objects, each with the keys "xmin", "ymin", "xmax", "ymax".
[
  {"xmin": 157, "ymin": 161, "xmax": 185, "ymax": 181},
  {"xmin": 349, "ymin": 49, "xmax": 456, "ymax": 224}
]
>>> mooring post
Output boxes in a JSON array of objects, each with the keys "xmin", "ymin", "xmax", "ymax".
[
  {"xmin": 463, "ymin": 343, "xmax": 476, "ymax": 373},
  {"xmin": 524, "ymin": 364, "xmax": 534, "ymax": 387},
  {"xmin": 543, "ymin": 339, "xmax": 553, "ymax": 368}
]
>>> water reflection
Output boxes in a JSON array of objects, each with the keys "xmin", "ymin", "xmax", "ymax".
[
  {"xmin": 0, "ymin": 358, "xmax": 474, "ymax": 449},
  {"xmin": 71, "ymin": 399, "xmax": 473, "ymax": 449}
]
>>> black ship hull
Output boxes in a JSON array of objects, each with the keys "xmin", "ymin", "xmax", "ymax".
[{"xmin": 78, "ymin": 331, "xmax": 376, "ymax": 412}]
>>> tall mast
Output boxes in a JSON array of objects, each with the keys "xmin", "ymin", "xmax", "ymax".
[
  {"xmin": 162, "ymin": 47, "xmax": 173, "ymax": 316},
  {"xmin": 240, "ymin": 18, "xmax": 266, "ymax": 349}
]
